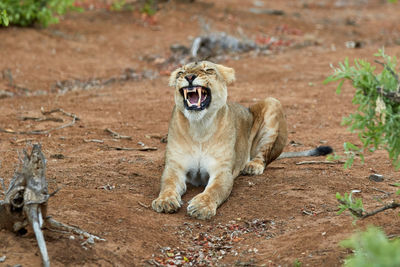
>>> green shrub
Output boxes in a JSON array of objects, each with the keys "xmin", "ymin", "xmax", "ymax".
[
  {"xmin": 0, "ymin": 0, "xmax": 78, "ymax": 27},
  {"xmin": 1, "ymin": 10, "xmax": 9, "ymax": 26},
  {"xmin": 141, "ymin": 0, "xmax": 157, "ymax": 16},
  {"xmin": 341, "ymin": 226, "xmax": 400, "ymax": 267},
  {"xmin": 325, "ymin": 49, "xmax": 400, "ymax": 169}
]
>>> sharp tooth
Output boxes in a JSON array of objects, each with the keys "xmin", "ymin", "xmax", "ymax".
[
  {"xmin": 183, "ymin": 89, "xmax": 187, "ymax": 100},
  {"xmin": 197, "ymin": 88, "xmax": 202, "ymax": 106},
  {"xmin": 186, "ymin": 99, "xmax": 191, "ymax": 106}
]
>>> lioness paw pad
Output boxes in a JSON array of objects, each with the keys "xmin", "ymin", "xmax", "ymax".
[
  {"xmin": 242, "ymin": 161, "xmax": 265, "ymax": 175},
  {"xmin": 152, "ymin": 192, "xmax": 182, "ymax": 213},
  {"xmin": 187, "ymin": 194, "xmax": 217, "ymax": 220}
]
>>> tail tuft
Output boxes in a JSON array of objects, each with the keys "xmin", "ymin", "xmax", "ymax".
[{"xmin": 315, "ymin": 146, "xmax": 333, "ymax": 156}]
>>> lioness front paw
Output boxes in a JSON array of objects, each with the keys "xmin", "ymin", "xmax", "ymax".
[
  {"xmin": 242, "ymin": 160, "xmax": 265, "ymax": 175},
  {"xmin": 187, "ymin": 193, "xmax": 217, "ymax": 220},
  {"xmin": 152, "ymin": 191, "xmax": 182, "ymax": 213}
]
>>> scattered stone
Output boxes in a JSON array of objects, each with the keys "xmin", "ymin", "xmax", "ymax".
[
  {"xmin": 345, "ymin": 40, "xmax": 363, "ymax": 49},
  {"xmin": 50, "ymin": 154, "xmax": 65, "ymax": 159},
  {"xmin": 369, "ymin": 174, "xmax": 384, "ymax": 182},
  {"xmin": 249, "ymin": 8, "xmax": 285, "ymax": 15},
  {"xmin": 149, "ymin": 219, "xmax": 272, "ymax": 266},
  {"xmin": 170, "ymin": 44, "xmax": 189, "ymax": 54},
  {"xmin": 0, "ymin": 90, "xmax": 14, "ymax": 99},
  {"xmin": 191, "ymin": 32, "xmax": 257, "ymax": 58},
  {"xmin": 0, "ymin": 255, "xmax": 6, "ymax": 262},
  {"xmin": 99, "ymin": 184, "xmax": 115, "ymax": 191}
]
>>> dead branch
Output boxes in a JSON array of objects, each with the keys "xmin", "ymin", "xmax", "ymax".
[
  {"xmin": 296, "ymin": 160, "xmax": 344, "ymax": 165},
  {"xmin": 0, "ymin": 144, "xmax": 50, "ymax": 266},
  {"xmin": 0, "ymin": 144, "xmax": 104, "ymax": 267},
  {"xmin": 12, "ymin": 138, "xmax": 35, "ymax": 144},
  {"xmin": 0, "ymin": 114, "xmax": 77, "ymax": 135},
  {"xmin": 105, "ymin": 145, "xmax": 157, "ymax": 151},
  {"xmin": 83, "ymin": 139, "xmax": 104, "ymax": 143},
  {"xmin": 138, "ymin": 201, "xmax": 150, "ymax": 209},
  {"xmin": 338, "ymin": 199, "xmax": 400, "ymax": 219},
  {"xmin": 21, "ymin": 116, "xmax": 64, "ymax": 123},
  {"xmin": 40, "ymin": 107, "xmax": 80, "ymax": 120},
  {"xmin": 105, "ymin": 128, "xmax": 132, "ymax": 140},
  {"xmin": 45, "ymin": 217, "xmax": 105, "ymax": 244},
  {"xmin": 360, "ymin": 201, "xmax": 400, "ymax": 219},
  {"xmin": 371, "ymin": 187, "xmax": 392, "ymax": 196}
]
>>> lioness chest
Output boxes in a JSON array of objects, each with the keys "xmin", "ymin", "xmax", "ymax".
[{"xmin": 166, "ymin": 103, "xmax": 253, "ymax": 187}]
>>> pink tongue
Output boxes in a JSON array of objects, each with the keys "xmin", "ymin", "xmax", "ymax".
[{"xmin": 188, "ymin": 93, "xmax": 199, "ymax": 104}]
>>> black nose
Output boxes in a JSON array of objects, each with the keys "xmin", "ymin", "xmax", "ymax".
[{"xmin": 185, "ymin": 74, "xmax": 197, "ymax": 84}]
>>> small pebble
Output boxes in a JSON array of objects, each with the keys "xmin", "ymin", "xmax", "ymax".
[{"xmin": 369, "ymin": 174, "xmax": 384, "ymax": 182}]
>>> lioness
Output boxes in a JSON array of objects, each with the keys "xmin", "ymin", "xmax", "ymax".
[{"xmin": 152, "ymin": 61, "xmax": 332, "ymax": 220}]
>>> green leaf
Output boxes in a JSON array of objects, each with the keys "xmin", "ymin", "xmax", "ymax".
[
  {"xmin": 325, "ymin": 50, "xmax": 400, "ymax": 170},
  {"xmin": 341, "ymin": 227, "xmax": 400, "ymax": 267}
]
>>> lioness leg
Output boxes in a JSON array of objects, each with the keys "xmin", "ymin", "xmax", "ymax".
[
  {"xmin": 242, "ymin": 97, "xmax": 287, "ymax": 175},
  {"xmin": 152, "ymin": 165, "xmax": 187, "ymax": 213},
  {"xmin": 187, "ymin": 170, "xmax": 233, "ymax": 220}
]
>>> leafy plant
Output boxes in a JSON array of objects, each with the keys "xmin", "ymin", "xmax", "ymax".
[
  {"xmin": 325, "ymin": 49, "xmax": 400, "ymax": 170},
  {"xmin": 0, "ymin": 0, "xmax": 79, "ymax": 27},
  {"xmin": 336, "ymin": 191, "xmax": 364, "ymax": 220},
  {"xmin": 341, "ymin": 226, "xmax": 400, "ymax": 267},
  {"xmin": 110, "ymin": 0, "xmax": 134, "ymax": 12},
  {"xmin": 1, "ymin": 10, "xmax": 9, "ymax": 26},
  {"xmin": 293, "ymin": 259, "xmax": 302, "ymax": 267},
  {"xmin": 141, "ymin": 0, "xmax": 157, "ymax": 16}
]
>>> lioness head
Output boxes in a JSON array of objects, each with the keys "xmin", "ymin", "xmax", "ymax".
[{"xmin": 169, "ymin": 61, "xmax": 235, "ymax": 119}]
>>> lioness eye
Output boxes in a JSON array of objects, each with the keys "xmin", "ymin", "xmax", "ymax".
[
  {"xmin": 205, "ymin": 69, "xmax": 215, "ymax": 74},
  {"xmin": 176, "ymin": 71, "xmax": 184, "ymax": 78}
]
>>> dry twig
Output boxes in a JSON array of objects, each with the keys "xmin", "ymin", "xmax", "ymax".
[
  {"xmin": 105, "ymin": 128, "xmax": 132, "ymax": 140},
  {"xmin": 296, "ymin": 160, "xmax": 344, "ymax": 165},
  {"xmin": 0, "ymin": 108, "xmax": 78, "ymax": 135},
  {"xmin": 360, "ymin": 202, "xmax": 400, "ymax": 219},
  {"xmin": 138, "ymin": 201, "xmax": 150, "ymax": 209},
  {"xmin": 46, "ymin": 217, "xmax": 105, "ymax": 244},
  {"xmin": 371, "ymin": 187, "xmax": 392, "ymax": 196},
  {"xmin": 338, "ymin": 199, "xmax": 400, "ymax": 219},
  {"xmin": 21, "ymin": 116, "xmax": 64, "ymax": 122},
  {"xmin": 105, "ymin": 145, "xmax": 157, "ymax": 151},
  {"xmin": 83, "ymin": 139, "xmax": 104, "ymax": 143},
  {"xmin": 40, "ymin": 107, "xmax": 80, "ymax": 120}
]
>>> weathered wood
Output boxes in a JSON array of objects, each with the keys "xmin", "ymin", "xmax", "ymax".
[
  {"xmin": 0, "ymin": 144, "xmax": 104, "ymax": 267},
  {"xmin": 0, "ymin": 144, "xmax": 50, "ymax": 266}
]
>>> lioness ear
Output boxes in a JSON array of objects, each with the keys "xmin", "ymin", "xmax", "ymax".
[
  {"xmin": 169, "ymin": 68, "xmax": 180, "ymax": 87},
  {"xmin": 216, "ymin": 64, "xmax": 235, "ymax": 85}
]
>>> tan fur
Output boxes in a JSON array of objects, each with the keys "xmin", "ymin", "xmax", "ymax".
[{"xmin": 152, "ymin": 61, "xmax": 288, "ymax": 220}]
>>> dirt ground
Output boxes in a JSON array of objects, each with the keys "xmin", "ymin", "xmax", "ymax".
[{"xmin": 1, "ymin": 0, "xmax": 400, "ymax": 266}]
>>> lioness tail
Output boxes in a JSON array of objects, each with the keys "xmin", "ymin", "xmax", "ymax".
[{"xmin": 277, "ymin": 146, "xmax": 333, "ymax": 159}]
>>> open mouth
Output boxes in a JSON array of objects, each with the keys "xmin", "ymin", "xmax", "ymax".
[{"xmin": 179, "ymin": 86, "xmax": 211, "ymax": 111}]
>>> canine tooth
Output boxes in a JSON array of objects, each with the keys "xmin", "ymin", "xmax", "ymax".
[
  {"xmin": 183, "ymin": 89, "xmax": 187, "ymax": 100},
  {"xmin": 197, "ymin": 88, "xmax": 202, "ymax": 106},
  {"xmin": 186, "ymin": 99, "xmax": 192, "ymax": 106}
]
